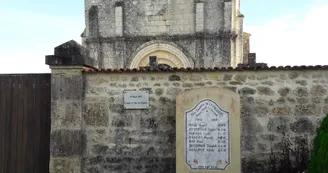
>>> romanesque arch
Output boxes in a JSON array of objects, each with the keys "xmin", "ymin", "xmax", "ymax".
[{"xmin": 129, "ymin": 41, "xmax": 193, "ymax": 69}]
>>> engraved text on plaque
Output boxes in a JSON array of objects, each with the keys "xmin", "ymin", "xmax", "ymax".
[{"xmin": 185, "ymin": 99, "xmax": 230, "ymax": 170}]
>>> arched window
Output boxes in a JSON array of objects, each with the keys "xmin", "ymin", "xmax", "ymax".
[
  {"xmin": 129, "ymin": 42, "xmax": 193, "ymax": 69},
  {"xmin": 158, "ymin": 64, "xmax": 171, "ymax": 69}
]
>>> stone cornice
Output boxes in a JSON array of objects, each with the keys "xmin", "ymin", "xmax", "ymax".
[{"xmin": 85, "ymin": 31, "xmax": 237, "ymax": 44}]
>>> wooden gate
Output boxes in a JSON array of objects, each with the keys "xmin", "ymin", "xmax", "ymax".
[{"xmin": 0, "ymin": 74, "xmax": 51, "ymax": 173}]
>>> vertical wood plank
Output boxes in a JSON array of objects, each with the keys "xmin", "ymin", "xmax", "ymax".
[
  {"xmin": 4, "ymin": 76, "xmax": 13, "ymax": 173},
  {"xmin": 0, "ymin": 76, "xmax": 5, "ymax": 173},
  {"xmin": 10, "ymin": 76, "xmax": 18, "ymax": 173},
  {"xmin": 0, "ymin": 74, "xmax": 51, "ymax": 173}
]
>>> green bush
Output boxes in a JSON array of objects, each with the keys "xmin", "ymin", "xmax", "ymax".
[{"xmin": 308, "ymin": 115, "xmax": 328, "ymax": 173}]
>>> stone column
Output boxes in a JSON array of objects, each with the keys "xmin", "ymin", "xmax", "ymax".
[
  {"xmin": 235, "ymin": 14, "xmax": 244, "ymax": 67},
  {"xmin": 45, "ymin": 40, "xmax": 96, "ymax": 173},
  {"xmin": 230, "ymin": 0, "xmax": 237, "ymax": 68},
  {"xmin": 243, "ymin": 32, "xmax": 251, "ymax": 64}
]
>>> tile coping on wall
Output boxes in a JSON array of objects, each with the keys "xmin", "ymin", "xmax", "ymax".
[{"xmin": 82, "ymin": 65, "xmax": 328, "ymax": 73}]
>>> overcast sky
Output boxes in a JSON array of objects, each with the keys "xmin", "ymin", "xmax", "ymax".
[{"xmin": 1, "ymin": 0, "xmax": 327, "ymax": 74}]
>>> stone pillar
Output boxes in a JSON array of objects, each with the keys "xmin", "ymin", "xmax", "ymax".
[
  {"xmin": 230, "ymin": 0, "xmax": 237, "ymax": 68},
  {"xmin": 248, "ymin": 53, "xmax": 256, "ymax": 65},
  {"xmin": 45, "ymin": 40, "xmax": 96, "ymax": 173},
  {"xmin": 235, "ymin": 14, "xmax": 244, "ymax": 67},
  {"xmin": 243, "ymin": 32, "xmax": 251, "ymax": 64}
]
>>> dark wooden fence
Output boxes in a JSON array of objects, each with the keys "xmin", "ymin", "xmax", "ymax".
[{"xmin": 0, "ymin": 74, "xmax": 51, "ymax": 173}]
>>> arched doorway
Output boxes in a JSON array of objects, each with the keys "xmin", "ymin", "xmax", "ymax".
[{"xmin": 129, "ymin": 41, "xmax": 193, "ymax": 69}]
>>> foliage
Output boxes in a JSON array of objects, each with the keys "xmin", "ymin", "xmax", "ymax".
[{"xmin": 308, "ymin": 115, "xmax": 328, "ymax": 173}]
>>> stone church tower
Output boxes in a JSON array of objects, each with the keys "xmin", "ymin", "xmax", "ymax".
[{"xmin": 81, "ymin": 0, "xmax": 245, "ymax": 69}]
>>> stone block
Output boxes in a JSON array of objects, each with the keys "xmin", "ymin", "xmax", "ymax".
[
  {"xmin": 84, "ymin": 167, "xmax": 100, "ymax": 173},
  {"xmin": 287, "ymin": 97, "xmax": 296, "ymax": 103},
  {"xmin": 166, "ymin": 88, "xmax": 183, "ymax": 95},
  {"xmin": 260, "ymin": 134, "xmax": 279, "ymax": 141},
  {"xmin": 131, "ymin": 76, "xmax": 139, "ymax": 82},
  {"xmin": 241, "ymin": 135, "xmax": 257, "ymax": 152},
  {"xmin": 288, "ymin": 71, "xmax": 300, "ymax": 79},
  {"xmin": 112, "ymin": 115, "xmax": 133, "ymax": 128},
  {"xmin": 296, "ymin": 80, "xmax": 307, "ymax": 86},
  {"xmin": 173, "ymin": 82, "xmax": 181, "ymax": 87},
  {"xmin": 239, "ymin": 87, "xmax": 256, "ymax": 95},
  {"xmin": 169, "ymin": 74, "xmax": 181, "ymax": 81},
  {"xmin": 310, "ymin": 85, "xmax": 327, "ymax": 96},
  {"xmin": 182, "ymin": 81, "xmax": 194, "ymax": 87},
  {"xmin": 296, "ymin": 97, "xmax": 309, "ymax": 104},
  {"xmin": 271, "ymin": 107, "xmax": 292, "ymax": 115},
  {"xmin": 241, "ymin": 157, "xmax": 268, "ymax": 173},
  {"xmin": 261, "ymin": 81, "xmax": 274, "ymax": 86},
  {"xmin": 50, "ymin": 130, "xmax": 83, "ymax": 157},
  {"xmin": 50, "ymin": 158, "xmax": 81, "ymax": 173},
  {"xmin": 83, "ymin": 102, "xmax": 109, "ymax": 126},
  {"xmin": 256, "ymin": 86, "xmax": 275, "ymax": 96},
  {"xmin": 276, "ymin": 97, "xmax": 286, "ymax": 104},
  {"xmin": 51, "ymin": 101, "xmax": 82, "ymax": 128},
  {"xmin": 155, "ymin": 88, "xmax": 164, "ymax": 96},
  {"xmin": 255, "ymin": 106, "xmax": 269, "ymax": 116},
  {"xmin": 256, "ymin": 75, "xmax": 269, "ymax": 80},
  {"xmin": 312, "ymin": 97, "xmax": 322, "ymax": 103},
  {"xmin": 293, "ymin": 87, "xmax": 308, "ymax": 97},
  {"xmin": 51, "ymin": 74, "xmax": 83, "ymax": 100},
  {"xmin": 140, "ymin": 117, "xmax": 158, "ymax": 129},
  {"xmin": 290, "ymin": 117, "xmax": 315, "ymax": 134},
  {"xmin": 267, "ymin": 117, "xmax": 290, "ymax": 133},
  {"xmin": 140, "ymin": 87, "xmax": 153, "ymax": 94},
  {"xmin": 158, "ymin": 116, "xmax": 176, "ymax": 126},
  {"xmin": 108, "ymin": 104, "xmax": 125, "ymax": 114},
  {"xmin": 86, "ymin": 156, "xmax": 104, "ymax": 165},
  {"xmin": 234, "ymin": 74, "xmax": 247, "ymax": 82},
  {"xmin": 46, "ymin": 40, "xmax": 95, "ymax": 67},
  {"xmin": 278, "ymin": 87, "xmax": 291, "ymax": 97},
  {"xmin": 242, "ymin": 116, "xmax": 263, "ymax": 134},
  {"xmin": 295, "ymin": 104, "xmax": 320, "ymax": 116},
  {"xmin": 229, "ymin": 81, "xmax": 243, "ymax": 85},
  {"xmin": 87, "ymin": 129, "xmax": 107, "ymax": 144},
  {"xmin": 194, "ymin": 82, "xmax": 205, "ymax": 87}
]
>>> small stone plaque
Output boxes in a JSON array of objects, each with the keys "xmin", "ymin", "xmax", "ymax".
[
  {"xmin": 186, "ymin": 99, "xmax": 230, "ymax": 170},
  {"xmin": 124, "ymin": 90, "xmax": 149, "ymax": 109}
]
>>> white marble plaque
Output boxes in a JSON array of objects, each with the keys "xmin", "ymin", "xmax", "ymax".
[
  {"xmin": 185, "ymin": 99, "xmax": 230, "ymax": 170},
  {"xmin": 123, "ymin": 90, "xmax": 149, "ymax": 109}
]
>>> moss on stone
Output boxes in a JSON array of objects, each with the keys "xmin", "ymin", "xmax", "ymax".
[
  {"xmin": 257, "ymin": 86, "xmax": 275, "ymax": 96},
  {"xmin": 278, "ymin": 87, "xmax": 291, "ymax": 97}
]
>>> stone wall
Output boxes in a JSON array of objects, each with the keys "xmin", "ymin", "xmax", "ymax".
[
  {"xmin": 77, "ymin": 69, "xmax": 328, "ymax": 173},
  {"xmin": 92, "ymin": 38, "xmax": 232, "ymax": 69},
  {"xmin": 84, "ymin": 0, "xmax": 232, "ymax": 37},
  {"xmin": 82, "ymin": 0, "xmax": 238, "ymax": 69}
]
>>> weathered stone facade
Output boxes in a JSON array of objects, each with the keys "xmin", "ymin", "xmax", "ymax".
[
  {"xmin": 81, "ymin": 0, "xmax": 245, "ymax": 69},
  {"xmin": 48, "ymin": 62, "xmax": 328, "ymax": 172},
  {"xmin": 243, "ymin": 32, "xmax": 251, "ymax": 64}
]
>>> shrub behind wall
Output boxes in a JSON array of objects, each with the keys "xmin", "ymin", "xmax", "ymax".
[{"xmin": 308, "ymin": 115, "xmax": 328, "ymax": 173}]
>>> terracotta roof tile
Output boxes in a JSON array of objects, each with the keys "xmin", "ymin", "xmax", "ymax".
[{"xmin": 82, "ymin": 65, "xmax": 328, "ymax": 73}]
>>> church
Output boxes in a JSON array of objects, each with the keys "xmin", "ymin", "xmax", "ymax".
[{"xmin": 80, "ymin": 0, "xmax": 254, "ymax": 69}]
